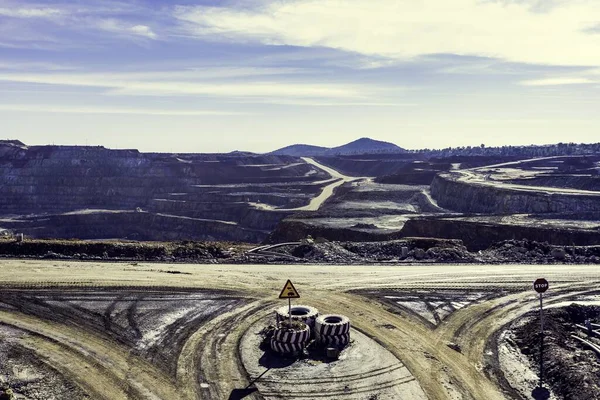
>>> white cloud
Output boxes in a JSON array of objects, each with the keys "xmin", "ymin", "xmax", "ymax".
[
  {"xmin": 0, "ymin": 61, "xmax": 76, "ymax": 71},
  {"xmin": 173, "ymin": 0, "xmax": 600, "ymax": 67},
  {"xmin": 95, "ymin": 19, "xmax": 158, "ymax": 39},
  {"xmin": 0, "ymin": 72, "xmax": 369, "ymax": 99},
  {"xmin": 130, "ymin": 25, "xmax": 157, "ymax": 39},
  {"xmin": 520, "ymin": 77, "xmax": 597, "ymax": 85},
  {"xmin": 0, "ymin": 7, "xmax": 62, "ymax": 18},
  {"xmin": 0, "ymin": 104, "xmax": 248, "ymax": 116}
]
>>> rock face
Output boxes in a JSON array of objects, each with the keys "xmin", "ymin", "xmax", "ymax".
[
  {"xmin": 431, "ymin": 172, "xmax": 600, "ymax": 214},
  {"xmin": 265, "ymin": 220, "xmax": 405, "ymax": 244},
  {"xmin": 401, "ymin": 217, "xmax": 600, "ymax": 251},
  {"xmin": 0, "ymin": 143, "xmax": 327, "ymax": 242}
]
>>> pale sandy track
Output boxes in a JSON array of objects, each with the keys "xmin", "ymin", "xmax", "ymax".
[{"xmin": 1, "ymin": 260, "xmax": 599, "ymax": 399}]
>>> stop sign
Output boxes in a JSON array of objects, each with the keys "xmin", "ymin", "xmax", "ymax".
[{"xmin": 534, "ymin": 278, "xmax": 549, "ymax": 293}]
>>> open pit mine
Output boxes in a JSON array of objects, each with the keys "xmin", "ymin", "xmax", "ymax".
[{"xmin": 1, "ymin": 138, "xmax": 600, "ymax": 400}]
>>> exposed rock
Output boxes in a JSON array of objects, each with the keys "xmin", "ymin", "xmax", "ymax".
[
  {"xmin": 431, "ymin": 171, "xmax": 600, "ymax": 214},
  {"xmin": 413, "ymin": 248, "xmax": 425, "ymax": 260},
  {"xmin": 0, "ymin": 144, "xmax": 325, "ymax": 242},
  {"xmin": 401, "ymin": 217, "xmax": 600, "ymax": 251},
  {"xmin": 447, "ymin": 342, "xmax": 462, "ymax": 353},
  {"xmin": 513, "ymin": 305, "xmax": 600, "ymax": 400},
  {"xmin": 551, "ymin": 247, "xmax": 567, "ymax": 260}
]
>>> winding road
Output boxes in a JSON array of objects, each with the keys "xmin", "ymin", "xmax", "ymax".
[
  {"xmin": 453, "ymin": 155, "xmax": 600, "ymax": 197},
  {"xmin": 251, "ymin": 157, "xmax": 362, "ymax": 212}
]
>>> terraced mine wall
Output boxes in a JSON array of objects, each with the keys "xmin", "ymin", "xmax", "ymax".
[
  {"xmin": 509, "ymin": 175, "xmax": 600, "ymax": 191},
  {"xmin": 0, "ymin": 211, "xmax": 270, "ymax": 242},
  {"xmin": 401, "ymin": 217, "xmax": 600, "ymax": 250},
  {"xmin": 266, "ymin": 220, "xmax": 405, "ymax": 243},
  {"xmin": 0, "ymin": 143, "xmax": 318, "ymax": 241},
  {"xmin": 314, "ymin": 155, "xmax": 420, "ymax": 177},
  {"xmin": 431, "ymin": 173, "xmax": 600, "ymax": 214}
]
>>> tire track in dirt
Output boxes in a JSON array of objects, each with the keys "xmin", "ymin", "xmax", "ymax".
[
  {"xmin": 0, "ymin": 310, "xmax": 181, "ymax": 400},
  {"xmin": 420, "ymin": 282, "xmax": 600, "ymax": 398},
  {"xmin": 176, "ymin": 298, "xmax": 276, "ymax": 400},
  {"xmin": 258, "ymin": 363, "xmax": 404, "ymax": 385},
  {"xmin": 259, "ymin": 375, "xmax": 417, "ymax": 398},
  {"xmin": 3, "ymin": 262, "xmax": 600, "ymax": 399},
  {"xmin": 103, "ymin": 294, "xmax": 124, "ymax": 332},
  {"xmin": 309, "ymin": 293, "xmax": 506, "ymax": 400}
]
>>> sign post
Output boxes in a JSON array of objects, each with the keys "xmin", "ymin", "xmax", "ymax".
[
  {"xmin": 533, "ymin": 278, "xmax": 549, "ymax": 388},
  {"xmin": 278, "ymin": 280, "xmax": 300, "ymax": 326}
]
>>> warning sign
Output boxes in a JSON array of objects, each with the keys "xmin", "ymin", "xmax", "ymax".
[{"xmin": 279, "ymin": 280, "xmax": 300, "ymax": 299}]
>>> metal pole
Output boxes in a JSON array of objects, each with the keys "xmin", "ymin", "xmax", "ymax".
[
  {"xmin": 539, "ymin": 292, "xmax": 544, "ymax": 388},
  {"xmin": 288, "ymin": 297, "xmax": 292, "ymax": 325}
]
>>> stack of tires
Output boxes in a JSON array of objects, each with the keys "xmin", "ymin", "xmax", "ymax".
[
  {"xmin": 314, "ymin": 314, "xmax": 351, "ymax": 348},
  {"xmin": 275, "ymin": 305, "xmax": 319, "ymax": 329},
  {"xmin": 270, "ymin": 321, "xmax": 311, "ymax": 355}
]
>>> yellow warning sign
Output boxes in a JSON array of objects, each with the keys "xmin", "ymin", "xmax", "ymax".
[{"xmin": 278, "ymin": 279, "xmax": 300, "ymax": 299}]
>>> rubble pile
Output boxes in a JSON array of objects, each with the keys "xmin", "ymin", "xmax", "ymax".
[
  {"xmin": 2, "ymin": 237, "xmax": 600, "ymax": 265},
  {"xmin": 0, "ymin": 238, "xmax": 241, "ymax": 262},
  {"xmin": 484, "ymin": 240, "xmax": 600, "ymax": 264},
  {"xmin": 512, "ymin": 305, "xmax": 600, "ymax": 400}
]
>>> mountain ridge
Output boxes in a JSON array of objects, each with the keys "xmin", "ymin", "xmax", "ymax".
[{"xmin": 270, "ymin": 137, "xmax": 405, "ymax": 156}]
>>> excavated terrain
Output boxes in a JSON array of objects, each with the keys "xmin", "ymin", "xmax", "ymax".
[
  {"xmin": 2, "ymin": 261, "xmax": 600, "ymax": 399},
  {"xmin": 3, "ymin": 142, "xmax": 600, "ymax": 253},
  {"xmin": 0, "ymin": 142, "xmax": 331, "ymax": 243},
  {"xmin": 510, "ymin": 304, "xmax": 600, "ymax": 400},
  {"xmin": 271, "ymin": 155, "xmax": 600, "ymax": 251}
]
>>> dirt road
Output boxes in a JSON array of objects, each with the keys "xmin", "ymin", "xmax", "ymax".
[
  {"xmin": 1, "ymin": 261, "xmax": 599, "ymax": 399},
  {"xmin": 251, "ymin": 157, "xmax": 362, "ymax": 212}
]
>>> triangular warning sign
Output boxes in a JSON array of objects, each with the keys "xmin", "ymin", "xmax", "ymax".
[{"xmin": 279, "ymin": 279, "xmax": 300, "ymax": 299}]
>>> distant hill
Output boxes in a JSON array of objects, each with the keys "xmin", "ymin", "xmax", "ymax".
[
  {"xmin": 327, "ymin": 138, "xmax": 404, "ymax": 155},
  {"xmin": 270, "ymin": 144, "xmax": 330, "ymax": 156},
  {"xmin": 271, "ymin": 137, "xmax": 405, "ymax": 156}
]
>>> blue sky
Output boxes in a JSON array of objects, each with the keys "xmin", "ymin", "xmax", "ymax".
[{"xmin": 1, "ymin": 0, "xmax": 599, "ymax": 153}]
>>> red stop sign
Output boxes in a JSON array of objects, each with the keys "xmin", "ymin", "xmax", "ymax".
[{"xmin": 534, "ymin": 278, "xmax": 549, "ymax": 293}]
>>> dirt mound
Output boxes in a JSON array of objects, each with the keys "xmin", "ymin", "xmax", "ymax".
[
  {"xmin": 289, "ymin": 242, "xmax": 363, "ymax": 263},
  {"xmin": 286, "ymin": 238, "xmax": 474, "ymax": 263},
  {"xmin": 485, "ymin": 239, "xmax": 600, "ymax": 264},
  {"xmin": 0, "ymin": 239, "xmax": 245, "ymax": 262},
  {"xmin": 513, "ymin": 305, "xmax": 600, "ymax": 400}
]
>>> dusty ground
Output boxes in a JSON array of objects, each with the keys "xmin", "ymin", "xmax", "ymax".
[
  {"xmin": 510, "ymin": 304, "xmax": 600, "ymax": 400},
  {"xmin": 0, "ymin": 261, "xmax": 600, "ymax": 399},
  {"xmin": 240, "ymin": 326, "xmax": 427, "ymax": 399}
]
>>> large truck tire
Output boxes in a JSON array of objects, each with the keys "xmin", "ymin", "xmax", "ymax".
[
  {"xmin": 316, "ymin": 332, "xmax": 350, "ymax": 347},
  {"xmin": 314, "ymin": 314, "xmax": 350, "ymax": 336},
  {"xmin": 272, "ymin": 322, "xmax": 311, "ymax": 344},
  {"xmin": 270, "ymin": 338, "xmax": 305, "ymax": 354},
  {"xmin": 275, "ymin": 305, "xmax": 319, "ymax": 328}
]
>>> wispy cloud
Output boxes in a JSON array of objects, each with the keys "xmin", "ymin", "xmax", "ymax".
[
  {"xmin": 95, "ymin": 19, "xmax": 158, "ymax": 39},
  {"xmin": 0, "ymin": 7, "xmax": 63, "ymax": 19},
  {"xmin": 520, "ymin": 77, "xmax": 597, "ymax": 86},
  {"xmin": 0, "ymin": 104, "xmax": 249, "ymax": 116},
  {"xmin": 0, "ymin": 1, "xmax": 160, "ymax": 47},
  {"xmin": 583, "ymin": 23, "xmax": 600, "ymax": 34},
  {"xmin": 0, "ymin": 60, "xmax": 76, "ymax": 71},
  {"xmin": 173, "ymin": 0, "xmax": 600, "ymax": 67},
  {"xmin": 0, "ymin": 71, "xmax": 372, "ymax": 100}
]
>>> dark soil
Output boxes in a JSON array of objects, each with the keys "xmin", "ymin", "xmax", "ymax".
[
  {"xmin": 0, "ymin": 288, "xmax": 245, "ymax": 377},
  {"xmin": 482, "ymin": 239, "xmax": 600, "ymax": 264},
  {"xmin": 0, "ymin": 326, "xmax": 90, "ymax": 399},
  {"xmin": 1, "ymin": 237, "xmax": 600, "ymax": 265},
  {"xmin": 513, "ymin": 304, "xmax": 600, "ymax": 400},
  {"xmin": 0, "ymin": 238, "xmax": 249, "ymax": 263}
]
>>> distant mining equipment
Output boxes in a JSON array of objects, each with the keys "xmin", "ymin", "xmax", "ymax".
[{"xmin": 270, "ymin": 305, "xmax": 351, "ymax": 360}]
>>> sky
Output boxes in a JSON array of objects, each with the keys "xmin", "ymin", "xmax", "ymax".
[{"xmin": 1, "ymin": 0, "xmax": 600, "ymax": 153}]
